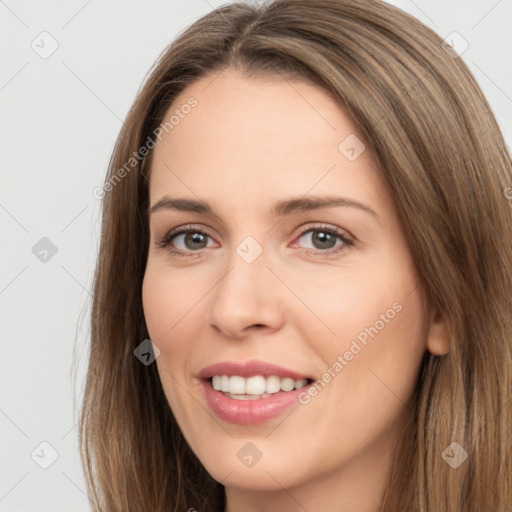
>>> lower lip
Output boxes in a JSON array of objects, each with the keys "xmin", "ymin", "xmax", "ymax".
[{"xmin": 200, "ymin": 379, "xmax": 310, "ymax": 425}]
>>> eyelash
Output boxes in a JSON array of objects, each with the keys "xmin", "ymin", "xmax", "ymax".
[{"xmin": 155, "ymin": 223, "xmax": 354, "ymax": 258}]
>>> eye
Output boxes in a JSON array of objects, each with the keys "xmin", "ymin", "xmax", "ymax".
[
  {"xmin": 155, "ymin": 224, "xmax": 216, "ymax": 257},
  {"xmin": 155, "ymin": 223, "xmax": 354, "ymax": 258},
  {"xmin": 291, "ymin": 224, "xmax": 353, "ymax": 256}
]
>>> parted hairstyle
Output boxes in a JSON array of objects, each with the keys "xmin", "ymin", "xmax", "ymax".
[{"xmin": 79, "ymin": 0, "xmax": 512, "ymax": 510}]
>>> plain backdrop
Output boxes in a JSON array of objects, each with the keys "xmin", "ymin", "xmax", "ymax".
[{"xmin": 1, "ymin": 0, "xmax": 511, "ymax": 510}]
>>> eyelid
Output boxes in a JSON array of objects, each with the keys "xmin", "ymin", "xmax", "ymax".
[
  {"xmin": 292, "ymin": 223, "xmax": 354, "ymax": 242},
  {"xmin": 166, "ymin": 223, "xmax": 216, "ymax": 239}
]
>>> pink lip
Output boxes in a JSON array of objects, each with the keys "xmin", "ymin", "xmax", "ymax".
[
  {"xmin": 198, "ymin": 360, "xmax": 312, "ymax": 380},
  {"xmin": 200, "ymin": 380, "xmax": 312, "ymax": 425},
  {"xmin": 197, "ymin": 360, "xmax": 314, "ymax": 425}
]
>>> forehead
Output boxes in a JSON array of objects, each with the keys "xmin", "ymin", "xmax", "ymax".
[{"xmin": 148, "ymin": 68, "xmax": 389, "ymax": 214}]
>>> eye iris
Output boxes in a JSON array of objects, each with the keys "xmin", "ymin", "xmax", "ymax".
[
  {"xmin": 185, "ymin": 232, "xmax": 208, "ymax": 250},
  {"xmin": 312, "ymin": 231, "xmax": 336, "ymax": 250}
]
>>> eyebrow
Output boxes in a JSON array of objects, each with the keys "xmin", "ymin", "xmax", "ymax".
[{"xmin": 149, "ymin": 195, "xmax": 379, "ymax": 220}]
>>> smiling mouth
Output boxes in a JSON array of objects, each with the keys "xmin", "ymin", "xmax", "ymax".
[{"xmin": 208, "ymin": 375, "xmax": 314, "ymax": 400}]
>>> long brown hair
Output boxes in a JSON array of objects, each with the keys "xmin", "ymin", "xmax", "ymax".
[{"xmin": 79, "ymin": 0, "xmax": 512, "ymax": 510}]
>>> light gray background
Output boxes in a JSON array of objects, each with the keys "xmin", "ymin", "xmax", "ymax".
[{"xmin": 1, "ymin": 0, "xmax": 511, "ymax": 510}]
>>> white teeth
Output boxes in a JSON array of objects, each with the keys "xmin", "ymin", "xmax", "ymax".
[
  {"xmin": 210, "ymin": 374, "xmax": 310, "ymax": 396},
  {"xmin": 212, "ymin": 375, "xmax": 221, "ymax": 390},
  {"xmin": 280, "ymin": 377, "xmax": 295, "ymax": 392},
  {"xmin": 265, "ymin": 375, "xmax": 281, "ymax": 394},
  {"xmin": 295, "ymin": 379, "xmax": 307, "ymax": 389},
  {"xmin": 245, "ymin": 375, "xmax": 266, "ymax": 394},
  {"xmin": 229, "ymin": 375, "xmax": 245, "ymax": 395},
  {"xmin": 220, "ymin": 375, "xmax": 230, "ymax": 392}
]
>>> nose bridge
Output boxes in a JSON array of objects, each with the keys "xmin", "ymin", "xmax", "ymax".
[{"xmin": 207, "ymin": 235, "xmax": 284, "ymax": 337}]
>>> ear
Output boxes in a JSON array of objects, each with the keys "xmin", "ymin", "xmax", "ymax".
[{"xmin": 426, "ymin": 304, "xmax": 450, "ymax": 356}]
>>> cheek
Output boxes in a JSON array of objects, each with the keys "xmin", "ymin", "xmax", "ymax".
[
  {"xmin": 302, "ymin": 250, "xmax": 427, "ymax": 406},
  {"xmin": 294, "ymin": 286, "xmax": 427, "ymax": 467},
  {"xmin": 335, "ymin": 282, "xmax": 426, "ymax": 417},
  {"xmin": 289, "ymin": 255, "xmax": 425, "ymax": 355},
  {"xmin": 142, "ymin": 265, "xmax": 206, "ymax": 427},
  {"xmin": 142, "ymin": 263, "xmax": 208, "ymax": 353}
]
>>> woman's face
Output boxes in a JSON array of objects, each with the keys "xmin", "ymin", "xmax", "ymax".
[{"xmin": 142, "ymin": 68, "xmax": 447, "ymax": 506}]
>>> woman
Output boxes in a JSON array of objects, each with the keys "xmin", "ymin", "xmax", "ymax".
[{"xmin": 80, "ymin": 0, "xmax": 512, "ymax": 510}]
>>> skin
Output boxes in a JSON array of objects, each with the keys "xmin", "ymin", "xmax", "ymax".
[{"xmin": 142, "ymin": 67, "xmax": 449, "ymax": 512}]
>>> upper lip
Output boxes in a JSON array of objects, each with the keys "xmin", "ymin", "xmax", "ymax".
[{"xmin": 198, "ymin": 360, "xmax": 313, "ymax": 381}]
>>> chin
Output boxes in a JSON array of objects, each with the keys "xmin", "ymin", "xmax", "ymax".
[{"xmin": 208, "ymin": 461, "xmax": 300, "ymax": 491}]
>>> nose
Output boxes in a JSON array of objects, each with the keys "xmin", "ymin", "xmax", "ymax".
[{"xmin": 207, "ymin": 249, "xmax": 285, "ymax": 339}]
